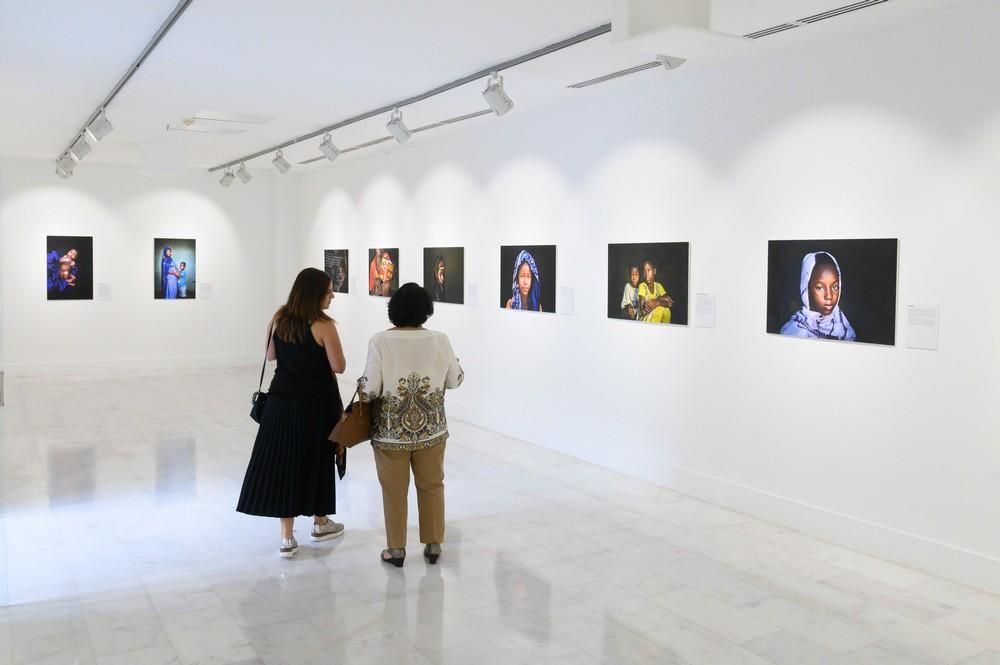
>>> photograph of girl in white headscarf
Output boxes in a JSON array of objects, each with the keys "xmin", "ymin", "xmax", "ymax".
[{"xmin": 766, "ymin": 239, "xmax": 898, "ymax": 346}]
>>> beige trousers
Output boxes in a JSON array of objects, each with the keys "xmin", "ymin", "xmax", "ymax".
[{"xmin": 373, "ymin": 442, "xmax": 445, "ymax": 548}]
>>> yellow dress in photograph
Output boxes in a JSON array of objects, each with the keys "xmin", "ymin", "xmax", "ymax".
[{"xmin": 638, "ymin": 282, "xmax": 671, "ymax": 324}]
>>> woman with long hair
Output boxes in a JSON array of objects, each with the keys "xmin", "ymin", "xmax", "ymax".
[{"xmin": 237, "ymin": 267, "xmax": 348, "ymax": 557}]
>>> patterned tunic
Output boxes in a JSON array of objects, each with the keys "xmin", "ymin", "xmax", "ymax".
[{"xmin": 358, "ymin": 329, "xmax": 464, "ymax": 451}]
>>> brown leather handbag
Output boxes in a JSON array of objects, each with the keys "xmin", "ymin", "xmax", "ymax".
[{"xmin": 329, "ymin": 388, "xmax": 374, "ymax": 448}]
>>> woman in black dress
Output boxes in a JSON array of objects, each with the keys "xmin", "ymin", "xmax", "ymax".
[{"xmin": 237, "ymin": 268, "xmax": 347, "ymax": 557}]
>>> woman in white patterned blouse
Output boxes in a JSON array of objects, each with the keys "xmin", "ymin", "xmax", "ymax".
[{"xmin": 358, "ymin": 283, "xmax": 464, "ymax": 567}]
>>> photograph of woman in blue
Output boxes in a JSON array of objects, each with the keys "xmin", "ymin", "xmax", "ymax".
[
  {"xmin": 46, "ymin": 235, "xmax": 93, "ymax": 300},
  {"xmin": 500, "ymin": 245, "xmax": 556, "ymax": 313},
  {"xmin": 154, "ymin": 238, "xmax": 197, "ymax": 299}
]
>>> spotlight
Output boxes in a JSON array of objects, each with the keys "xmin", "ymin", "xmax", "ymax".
[
  {"xmin": 482, "ymin": 72, "xmax": 514, "ymax": 116},
  {"xmin": 319, "ymin": 133, "xmax": 340, "ymax": 161},
  {"xmin": 69, "ymin": 134, "xmax": 92, "ymax": 161},
  {"xmin": 272, "ymin": 149, "xmax": 291, "ymax": 173},
  {"xmin": 386, "ymin": 108, "xmax": 411, "ymax": 143},
  {"xmin": 236, "ymin": 162, "xmax": 252, "ymax": 183},
  {"xmin": 86, "ymin": 109, "xmax": 114, "ymax": 141},
  {"xmin": 56, "ymin": 153, "xmax": 76, "ymax": 175},
  {"xmin": 219, "ymin": 169, "xmax": 235, "ymax": 187}
]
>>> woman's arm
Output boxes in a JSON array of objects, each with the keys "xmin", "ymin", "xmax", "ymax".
[
  {"xmin": 265, "ymin": 318, "xmax": 277, "ymax": 361},
  {"xmin": 358, "ymin": 338, "xmax": 383, "ymax": 402},
  {"xmin": 443, "ymin": 337, "xmax": 464, "ymax": 389},
  {"xmin": 319, "ymin": 321, "xmax": 346, "ymax": 374}
]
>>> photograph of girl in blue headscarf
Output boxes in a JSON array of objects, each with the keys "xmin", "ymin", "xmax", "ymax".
[
  {"xmin": 46, "ymin": 235, "xmax": 93, "ymax": 300},
  {"xmin": 767, "ymin": 238, "xmax": 897, "ymax": 345},
  {"xmin": 154, "ymin": 238, "xmax": 197, "ymax": 299},
  {"xmin": 500, "ymin": 245, "xmax": 556, "ymax": 313}
]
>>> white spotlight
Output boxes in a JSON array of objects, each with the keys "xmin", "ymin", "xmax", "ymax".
[
  {"xmin": 219, "ymin": 169, "xmax": 235, "ymax": 187},
  {"xmin": 236, "ymin": 162, "xmax": 252, "ymax": 183},
  {"xmin": 69, "ymin": 134, "xmax": 92, "ymax": 161},
  {"xmin": 386, "ymin": 108, "xmax": 411, "ymax": 143},
  {"xmin": 272, "ymin": 150, "xmax": 291, "ymax": 173},
  {"xmin": 86, "ymin": 109, "xmax": 114, "ymax": 141},
  {"xmin": 56, "ymin": 153, "xmax": 76, "ymax": 175},
  {"xmin": 482, "ymin": 72, "xmax": 514, "ymax": 116},
  {"xmin": 319, "ymin": 133, "xmax": 340, "ymax": 161}
]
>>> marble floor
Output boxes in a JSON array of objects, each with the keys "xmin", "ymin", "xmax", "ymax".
[{"xmin": 1, "ymin": 370, "xmax": 999, "ymax": 665}]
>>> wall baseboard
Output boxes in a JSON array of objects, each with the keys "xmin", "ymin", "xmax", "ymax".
[
  {"xmin": 6, "ymin": 354, "xmax": 259, "ymax": 378},
  {"xmin": 447, "ymin": 399, "xmax": 1000, "ymax": 595}
]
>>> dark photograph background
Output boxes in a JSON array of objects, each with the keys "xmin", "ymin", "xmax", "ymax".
[
  {"xmin": 423, "ymin": 247, "xmax": 464, "ymax": 305},
  {"xmin": 47, "ymin": 235, "xmax": 94, "ymax": 301},
  {"xmin": 766, "ymin": 238, "xmax": 898, "ymax": 345},
  {"xmin": 499, "ymin": 244, "xmax": 557, "ymax": 313},
  {"xmin": 607, "ymin": 242, "xmax": 689, "ymax": 325},
  {"xmin": 153, "ymin": 237, "xmax": 197, "ymax": 300},
  {"xmin": 324, "ymin": 249, "xmax": 349, "ymax": 293}
]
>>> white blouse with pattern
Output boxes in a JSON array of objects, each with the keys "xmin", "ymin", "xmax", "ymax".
[{"xmin": 358, "ymin": 329, "xmax": 464, "ymax": 452}]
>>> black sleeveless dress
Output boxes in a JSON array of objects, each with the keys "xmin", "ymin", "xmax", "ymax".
[{"xmin": 237, "ymin": 331, "xmax": 343, "ymax": 518}]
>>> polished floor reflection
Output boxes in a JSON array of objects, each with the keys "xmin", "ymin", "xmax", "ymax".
[{"xmin": 1, "ymin": 370, "xmax": 999, "ymax": 665}]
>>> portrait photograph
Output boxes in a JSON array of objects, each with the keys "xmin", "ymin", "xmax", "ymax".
[
  {"xmin": 324, "ymin": 249, "xmax": 349, "ymax": 294},
  {"xmin": 368, "ymin": 247, "xmax": 399, "ymax": 297},
  {"xmin": 423, "ymin": 247, "xmax": 464, "ymax": 305},
  {"xmin": 47, "ymin": 235, "xmax": 93, "ymax": 301},
  {"xmin": 154, "ymin": 238, "xmax": 196, "ymax": 300},
  {"xmin": 607, "ymin": 242, "xmax": 689, "ymax": 325},
  {"xmin": 766, "ymin": 238, "xmax": 898, "ymax": 345},
  {"xmin": 499, "ymin": 244, "xmax": 556, "ymax": 313}
]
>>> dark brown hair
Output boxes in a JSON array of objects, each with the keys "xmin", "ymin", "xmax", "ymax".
[{"xmin": 274, "ymin": 268, "xmax": 332, "ymax": 343}]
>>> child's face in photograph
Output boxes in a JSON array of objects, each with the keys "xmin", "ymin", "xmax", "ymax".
[
  {"xmin": 643, "ymin": 262, "xmax": 655, "ymax": 284},
  {"xmin": 629, "ymin": 267, "xmax": 640, "ymax": 287},
  {"xmin": 517, "ymin": 262, "xmax": 532, "ymax": 298},
  {"xmin": 808, "ymin": 266, "xmax": 841, "ymax": 315}
]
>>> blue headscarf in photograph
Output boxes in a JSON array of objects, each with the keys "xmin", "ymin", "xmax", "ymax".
[
  {"xmin": 510, "ymin": 249, "xmax": 541, "ymax": 311},
  {"xmin": 161, "ymin": 247, "xmax": 174, "ymax": 294}
]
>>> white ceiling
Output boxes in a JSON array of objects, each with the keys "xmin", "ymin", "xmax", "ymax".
[{"xmin": 0, "ymin": 0, "xmax": 979, "ymax": 173}]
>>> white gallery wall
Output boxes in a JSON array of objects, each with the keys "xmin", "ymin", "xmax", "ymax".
[
  {"xmin": 0, "ymin": 159, "xmax": 279, "ymax": 375},
  {"xmin": 289, "ymin": 2, "xmax": 1000, "ymax": 591}
]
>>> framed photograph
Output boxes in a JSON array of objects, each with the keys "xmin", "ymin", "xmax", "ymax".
[
  {"xmin": 499, "ymin": 244, "xmax": 556, "ymax": 313},
  {"xmin": 154, "ymin": 238, "xmax": 196, "ymax": 300},
  {"xmin": 324, "ymin": 249, "xmax": 349, "ymax": 294},
  {"xmin": 368, "ymin": 248, "xmax": 399, "ymax": 297},
  {"xmin": 423, "ymin": 247, "xmax": 464, "ymax": 304},
  {"xmin": 766, "ymin": 238, "xmax": 898, "ymax": 345},
  {"xmin": 47, "ymin": 235, "xmax": 93, "ymax": 300},
  {"xmin": 607, "ymin": 242, "xmax": 689, "ymax": 325}
]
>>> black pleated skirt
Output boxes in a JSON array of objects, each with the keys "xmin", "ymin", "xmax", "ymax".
[{"xmin": 236, "ymin": 389, "xmax": 341, "ymax": 518}]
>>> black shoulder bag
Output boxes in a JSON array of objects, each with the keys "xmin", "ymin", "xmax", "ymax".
[{"xmin": 250, "ymin": 322, "xmax": 275, "ymax": 424}]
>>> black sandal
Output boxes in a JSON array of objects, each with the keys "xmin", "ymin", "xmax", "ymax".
[
  {"xmin": 423, "ymin": 544, "xmax": 441, "ymax": 565},
  {"xmin": 381, "ymin": 548, "xmax": 405, "ymax": 568}
]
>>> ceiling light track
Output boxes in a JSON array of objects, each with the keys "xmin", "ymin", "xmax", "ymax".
[
  {"xmin": 52, "ymin": 0, "xmax": 194, "ymax": 177},
  {"xmin": 207, "ymin": 22, "xmax": 612, "ymax": 173}
]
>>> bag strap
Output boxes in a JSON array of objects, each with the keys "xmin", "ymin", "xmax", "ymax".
[{"xmin": 258, "ymin": 320, "xmax": 275, "ymax": 392}]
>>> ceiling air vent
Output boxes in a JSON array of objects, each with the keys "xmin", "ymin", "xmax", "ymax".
[
  {"xmin": 568, "ymin": 61, "xmax": 664, "ymax": 89},
  {"xmin": 746, "ymin": 0, "xmax": 890, "ymax": 39},
  {"xmin": 570, "ymin": 0, "xmax": 890, "ymax": 88}
]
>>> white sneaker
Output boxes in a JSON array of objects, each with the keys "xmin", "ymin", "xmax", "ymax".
[
  {"xmin": 311, "ymin": 518, "xmax": 345, "ymax": 541},
  {"xmin": 280, "ymin": 537, "xmax": 298, "ymax": 558}
]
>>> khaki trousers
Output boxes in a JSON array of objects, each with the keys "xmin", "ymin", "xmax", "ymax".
[{"xmin": 373, "ymin": 442, "xmax": 446, "ymax": 548}]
